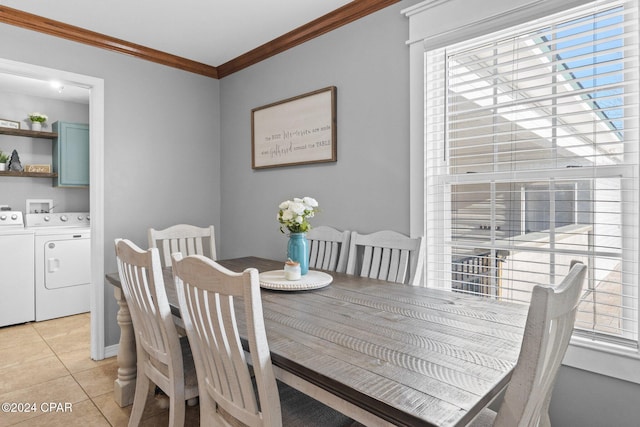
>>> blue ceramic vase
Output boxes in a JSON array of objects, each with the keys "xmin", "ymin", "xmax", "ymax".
[{"xmin": 287, "ymin": 232, "xmax": 309, "ymax": 275}]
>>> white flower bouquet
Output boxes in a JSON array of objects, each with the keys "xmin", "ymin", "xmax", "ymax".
[
  {"xmin": 277, "ymin": 197, "xmax": 319, "ymax": 234},
  {"xmin": 28, "ymin": 112, "xmax": 48, "ymax": 123}
]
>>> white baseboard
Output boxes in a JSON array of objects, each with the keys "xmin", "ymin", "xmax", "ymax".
[{"xmin": 104, "ymin": 344, "xmax": 119, "ymax": 359}]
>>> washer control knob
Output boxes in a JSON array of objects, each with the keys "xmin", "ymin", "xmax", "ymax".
[
  {"xmin": 44, "ymin": 216, "xmax": 50, "ymax": 222},
  {"xmin": 60, "ymin": 215, "xmax": 68, "ymax": 222},
  {"xmin": 0, "ymin": 215, "xmax": 6, "ymax": 221},
  {"xmin": 11, "ymin": 214, "xmax": 17, "ymax": 220},
  {"xmin": 77, "ymin": 215, "xmax": 84, "ymax": 221}
]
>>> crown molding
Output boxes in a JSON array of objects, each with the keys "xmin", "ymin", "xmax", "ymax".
[
  {"xmin": 0, "ymin": 6, "xmax": 219, "ymax": 78},
  {"xmin": 217, "ymin": 0, "xmax": 401, "ymax": 78},
  {"xmin": 0, "ymin": 0, "xmax": 399, "ymax": 79}
]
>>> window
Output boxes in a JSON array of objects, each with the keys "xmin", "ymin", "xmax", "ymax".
[
  {"xmin": 424, "ymin": 0, "xmax": 639, "ymax": 347},
  {"xmin": 524, "ymin": 183, "xmax": 577, "ymax": 233}
]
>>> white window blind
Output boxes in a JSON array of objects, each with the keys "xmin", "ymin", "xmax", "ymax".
[{"xmin": 425, "ymin": 0, "xmax": 639, "ymax": 346}]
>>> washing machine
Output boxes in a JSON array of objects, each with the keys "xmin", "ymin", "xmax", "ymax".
[
  {"xmin": 26, "ymin": 212, "xmax": 91, "ymax": 321},
  {"xmin": 0, "ymin": 211, "xmax": 35, "ymax": 327}
]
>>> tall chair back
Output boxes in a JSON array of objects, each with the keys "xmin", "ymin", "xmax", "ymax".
[
  {"xmin": 148, "ymin": 224, "xmax": 216, "ymax": 268},
  {"xmin": 346, "ymin": 230, "xmax": 424, "ymax": 286},
  {"xmin": 493, "ymin": 262, "xmax": 587, "ymax": 427},
  {"xmin": 172, "ymin": 254, "xmax": 355, "ymax": 427},
  {"xmin": 172, "ymin": 253, "xmax": 282, "ymax": 427},
  {"xmin": 307, "ymin": 225, "xmax": 350, "ymax": 272},
  {"xmin": 115, "ymin": 239, "xmax": 198, "ymax": 427}
]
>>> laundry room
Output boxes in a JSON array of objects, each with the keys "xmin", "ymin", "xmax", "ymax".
[{"xmin": 0, "ymin": 75, "xmax": 90, "ymax": 327}]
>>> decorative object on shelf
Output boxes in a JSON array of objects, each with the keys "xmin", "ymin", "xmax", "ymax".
[
  {"xmin": 0, "ymin": 151, "xmax": 9, "ymax": 171},
  {"xmin": 252, "ymin": 86, "xmax": 337, "ymax": 169},
  {"xmin": 277, "ymin": 196, "xmax": 319, "ymax": 275},
  {"xmin": 28, "ymin": 112, "xmax": 48, "ymax": 131},
  {"xmin": 24, "ymin": 164, "xmax": 51, "ymax": 173},
  {"xmin": 8, "ymin": 149, "xmax": 23, "ymax": 172},
  {"xmin": 0, "ymin": 118, "xmax": 20, "ymax": 129}
]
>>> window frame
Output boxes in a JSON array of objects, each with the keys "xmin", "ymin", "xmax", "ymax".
[{"xmin": 404, "ymin": 0, "xmax": 640, "ymax": 384}]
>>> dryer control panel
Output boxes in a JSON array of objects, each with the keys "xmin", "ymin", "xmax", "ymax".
[{"xmin": 26, "ymin": 212, "xmax": 90, "ymax": 228}]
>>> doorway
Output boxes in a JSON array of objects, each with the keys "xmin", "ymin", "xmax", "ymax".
[{"xmin": 0, "ymin": 58, "xmax": 105, "ymax": 359}]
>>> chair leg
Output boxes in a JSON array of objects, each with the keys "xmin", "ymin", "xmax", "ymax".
[
  {"xmin": 167, "ymin": 389, "xmax": 186, "ymax": 427},
  {"xmin": 128, "ymin": 372, "xmax": 150, "ymax": 427},
  {"xmin": 199, "ymin": 391, "xmax": 217, "ymax": 427},
  {"xmin": 540, "ymin": 394, "xmax": 553, "ymax": 427}
]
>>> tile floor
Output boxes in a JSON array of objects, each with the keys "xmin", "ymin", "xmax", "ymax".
[{"xmin": 0, "ymin": 313, "xmax": 199, "ymax": 426}]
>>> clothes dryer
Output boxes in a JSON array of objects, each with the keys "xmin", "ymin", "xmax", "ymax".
[{"xmin": 27, "ymin": 212, "xmax": 91, "ymax": 321}]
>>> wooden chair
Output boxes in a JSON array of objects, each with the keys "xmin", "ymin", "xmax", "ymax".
[
  {"xmin": 469, "ymin": 262, "xmax": 587, "ymax": 427},
  {"xmin": 345, "ymin": 230, "xmax": 424, "ymax": 286},
  {"xmin": 171, "ymin": 253, "xmax": 355, "ymax": 427},
  {"xmin": 306, "ymin": 225, "xmax": 350, "ymax": 272},
  {"xmin": 148, "ymin": 224, "xmax": 216, "ymax": 268},
  {"xmin": 115, "ymin": 239, "xmax": 198, "ymax": 427}
]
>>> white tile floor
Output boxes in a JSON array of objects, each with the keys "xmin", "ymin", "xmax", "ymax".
[{"xmin": 0, "ymin": 313, "xmax": 199, "ymax": 426}]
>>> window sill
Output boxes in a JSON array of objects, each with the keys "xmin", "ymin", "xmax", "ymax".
[{"xmin": 563, "ymin": 337, "xmax": 640, "ymax": 384}]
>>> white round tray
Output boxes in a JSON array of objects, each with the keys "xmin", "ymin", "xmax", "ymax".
[{"xmin": 259, "ymin": 270, "xmax": 333, "ymax": 291}]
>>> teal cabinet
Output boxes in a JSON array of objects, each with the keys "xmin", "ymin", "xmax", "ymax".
[{"xmin": 52, "ymin": 121, "xmax": 89, "ymax": 187}]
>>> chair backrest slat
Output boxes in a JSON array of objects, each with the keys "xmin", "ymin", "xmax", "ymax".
[
  {"xmin": 374, "ymin": 247, "xmax": 386, "ymax": 279},
  {"xmin": 325, "ymin": 241, "xmax": 338, "ymax": 270},
  {"xmin": 396, "ymin": 249, "xmax": 411, "ymax": 283},
  {"xmin": 317, "ymin": 241, "xmax": 328, "ymax": 269},
  {"xmin": 361, "ymin": 246, "xmax": 374, "ymax": 277},
  {"xmin": 385, "ymin": 248, "xmax": 398, "ymax": 283}
]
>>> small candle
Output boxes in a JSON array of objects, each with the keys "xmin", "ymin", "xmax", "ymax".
[{"xmin": 284, "ymin": 259, "xmax": 301, "ymax": 280}]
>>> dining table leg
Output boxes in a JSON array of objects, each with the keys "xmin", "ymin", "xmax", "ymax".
[{"xmin": 113, "ymin": 286, "xmax": 137, "ymax": 407}]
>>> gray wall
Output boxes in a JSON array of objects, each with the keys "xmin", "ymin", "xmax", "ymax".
[
  {"xmin": 218, "ymin": 2, "xmax": 640, "ymax": 426},
  {"xmin": 219, "ymin": 2, "xmax": 415, "ymax": 261},
  {"xmin": 550, "ymin": 366, "xmax": 640, "ymax": 426},
  {"xmin": 0, "ymin": 23, "xmax": 221, "ymax": 346},
  {"xmin": 0, "ymin": 92, "xmax": 89, "ymax": 213}
]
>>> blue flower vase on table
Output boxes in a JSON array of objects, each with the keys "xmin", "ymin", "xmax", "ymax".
[{"xmin": 287, "ymin": 233, "xmax": 309, "ymax": 275}]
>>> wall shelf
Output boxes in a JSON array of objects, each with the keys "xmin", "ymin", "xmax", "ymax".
[
  {"xmin": 0, "ymin": 170, "xmax": 58, "ymax": 178},
  {"xmin": 0, "ymin": 127, "xmax": 58, "ymax": 180},
  {"xmin": 0, "ymin": 128, "xmax": 58, "ymax": 139}
]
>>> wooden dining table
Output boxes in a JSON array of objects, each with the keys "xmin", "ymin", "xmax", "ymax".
[{"xmin": 106, "ymin": 256, "xmax": 528, "ymax": 427}]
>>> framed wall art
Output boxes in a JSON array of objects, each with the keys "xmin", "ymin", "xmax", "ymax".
[
  {"xmin": 251, "ymin": 86, "xmax": 337, "ymax": 169},
  {"xmin": 0, "ymin": 118, "xmax": 20, "ymax": 129}
]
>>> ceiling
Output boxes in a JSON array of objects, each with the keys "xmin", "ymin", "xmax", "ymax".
[
  {"xmin": 0, "ymin": 0, "xmax": 353, "ymax": 66},
  {"xmin": 0, "ymin": 0, "xmax": 360, "ymax": 103},
  {"xmin": 0, "ymin": 73, "xmax": 91, "ymax": 104}
]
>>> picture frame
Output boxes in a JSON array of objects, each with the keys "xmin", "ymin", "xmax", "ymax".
[
  {"xmin": 252, "ymin": 86, "xmax": 337, "ymax": 169},
  {"xmin": 0, "ymin": 118, "xmax": 20, "ymax": 129}
]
